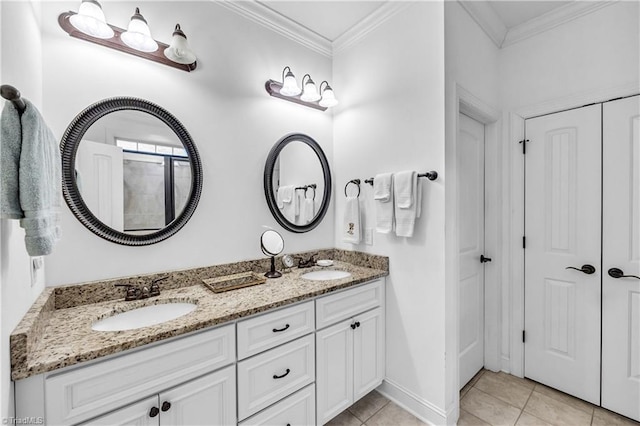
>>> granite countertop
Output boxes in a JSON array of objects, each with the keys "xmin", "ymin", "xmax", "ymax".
[{"xmin": 11, "ymin": 250, "xmax": 388, "ymax": 381}]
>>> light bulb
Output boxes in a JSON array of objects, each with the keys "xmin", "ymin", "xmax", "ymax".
[
  {"xmin": 280, "ymin": 67, "xmax": 301, "ymax": 97},
  {"xmin": 300, "ymin": 75, "xmax": 320, "ymax": 102},
  {"xmin": 319, "ymin": 83, "xmax": 338, "ymax": 108},
  {"xmin": 121, "ymin": 8, "xmax": 158, "ymax": 52},
  {"xmin": 69, "ymin": 0, "xmax": 114, "ymax": 39},
  {"xmin": 164, "ymin": 24, "xmax": 196, "ymax": 64}
]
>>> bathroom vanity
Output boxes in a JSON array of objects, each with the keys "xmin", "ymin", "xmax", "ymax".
[{"xmin": 11, "ymin": 252, "xmax": 387, "ymax": 425}]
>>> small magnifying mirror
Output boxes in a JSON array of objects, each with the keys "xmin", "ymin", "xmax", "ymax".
[{"xmin": 261, "ymin": 230, "xmax": 284, "ymax": 278}]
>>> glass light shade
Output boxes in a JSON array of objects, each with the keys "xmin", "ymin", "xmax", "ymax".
[
  {"xmin": 121, "ymin": 8, "xmax": 158, "ymax": 52},
  {"xmin": 69, "ymin": 0, "xmax": 114, "ymax": 39},
  {"xmin": 300, "ymin": 78, "xmax": 320, "ymax": 102},
  {"xmin": 164, "ymin": 24, "xmax": 196, "ymax": 64},
  {"xmin": 280, "ymin": 71, "xmax": 301, "ymax": 97},
  {"xmin": 319, "ymin": 85, "xmax": 338, "ymax": 108}
]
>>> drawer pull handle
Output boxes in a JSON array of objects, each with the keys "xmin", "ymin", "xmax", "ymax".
[
  {"xmin": 272, "ymin": 324, "xmax": 290, "ymax": 332},
  {"xmin": 149, "ymin": 407, "xmax": 159, "ymax": 418},
  {"xmin": 273, "ymin": 368, "xmax": 291, "ymax": 379},
  {"xmin": 161, "ymin": 401, "xmax": 171, "ymax": 412}
]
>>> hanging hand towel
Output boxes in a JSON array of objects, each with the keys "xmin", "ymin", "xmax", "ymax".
[
  {"xmin": 276, "ymin": 185, "xmax": 297, "ymax": 222},
  {"xmin": 1, "ymin": 99, "xmax": 61, "ymax": 256},
  {"xmin": 374, "ymin": 172, "xmax": 394, "ymax": 233},
  {"xmin": 343, "ymin": 196, "xmax": 361, "ymax": 244},
  {"xmin": 394, "ymin": 170, "xmax": 421, "ymax": 237},
  {"xmin": 302, "ymin": 197, "xmax": 315, "ymax": 224}
]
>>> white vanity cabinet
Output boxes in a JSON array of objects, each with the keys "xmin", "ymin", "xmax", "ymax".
[
  {"xmin": 315, "ymin": 280, "xmax": 385, "ymax": 425},
  {"xmin": 79, "ymin": 366, "xmax": 236, "ymax": 426},
  {"xmin": 15, "ymin": 324, "xmax": 236, "ymax": 425}
]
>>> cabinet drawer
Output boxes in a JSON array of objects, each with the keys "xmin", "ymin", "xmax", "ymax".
[
  {"xmin": 316, "ymin": 280, "xmax": 383, "ymax": 329},
  {"xmin": 239, "ymin": 384, "xmax": 315, "ymax": 426},
  {"xmin": 45, "ymin": 324, "xmax": 235, "ymax": 425},
  {"xmin": 237, "ymin": 334, "xmax": 315, "ymax": 420},
  {"xmin": 237, "ymin": 301, "xmax": 314, "ymax": 359}
]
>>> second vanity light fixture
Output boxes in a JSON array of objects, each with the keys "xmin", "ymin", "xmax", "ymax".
[
  {"xmin": 59, "ymin": 0, "xmax": 197, "ymax": 72},
  {"xmin": 265, "ymin": 66, "xmax": 338, "ymax": 111}
]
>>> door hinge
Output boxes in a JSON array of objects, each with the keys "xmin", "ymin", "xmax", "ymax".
[
  {"xmin": 522, "ymin": 330, "xmax": 526, "ymax": 343},
  {"xmin": 522, "ymin": 236, "xmax": 526, "ymax": 249},
  {"xmin": 519, "ymin": 139, "xmax": 529, "ymax": 154}
]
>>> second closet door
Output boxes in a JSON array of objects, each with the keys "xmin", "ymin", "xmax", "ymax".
[{"xmin": 602, "ymin": 95, "xmax": 640, "ymax": 422}]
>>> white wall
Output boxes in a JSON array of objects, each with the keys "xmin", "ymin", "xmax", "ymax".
[
  {"xmin": 0, "ymin": 1, "xmax": 45, "ymax": 419},
  {"xmin": 39, "ymin": 1, "xmax": 334, "ymax": 286},
  {"xmin": 499, "ymin": 1, "xmax": 640, "ymax": 112},
  {"xmin": 333, "ymin": 3, "xmax": 447, "ymax": 423}
]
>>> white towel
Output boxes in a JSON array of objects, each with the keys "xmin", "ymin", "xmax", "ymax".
[
  {"xmin": 302, "ymin": 197, "xmax": 315, "ymax": 224},
  {"xmin": 394, "ymin": 171, "xmax": 422, "ymax": 237},
  {"xmin": 277, "ymin": 185, "xmax": 297, "ymax": 222},
  {"xmin": 1, "ymin": 99, "xmax": 61, "ymax": 256},
  {"xmin": 374, "ymin": 173, "xmax": 394, "ymax": 233},
  {"xmin": 343, "ymin": 196, "xmax": 361, "ymax": 244}
]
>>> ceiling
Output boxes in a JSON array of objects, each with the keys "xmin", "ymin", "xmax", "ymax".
[{"xmin": 256, "ymin": 1, "xmax": 574, "ymax": 42}]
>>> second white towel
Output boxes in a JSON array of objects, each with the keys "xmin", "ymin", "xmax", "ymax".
[
  {"xmin": 374, "ymin": 172, "xmax": 394, "ymax": 233},
  {"xmin": 343, "ymin": 196, "xmax": 361, "ymax": 244},
  {"xmin": 394, "ymin": 171, "xmax": 422, "ymax": 237}
]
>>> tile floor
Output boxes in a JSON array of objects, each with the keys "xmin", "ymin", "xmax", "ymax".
[{"xmin": 327, "ymin": 370, "xmax": 640, "ymax": 426}]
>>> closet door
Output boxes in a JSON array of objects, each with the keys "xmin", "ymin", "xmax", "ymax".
[
  {"xmin": 524, "ymin": 104, "xmax": 602, "ymax": 405},
  {"xmin": 602, "ymin": 95, "xmax": 640, "ymax": 422}
]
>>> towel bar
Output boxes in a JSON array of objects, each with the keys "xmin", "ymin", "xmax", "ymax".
[{"xmin": 364, "ymin": 171, "xmax": 438, "ymax": 185}]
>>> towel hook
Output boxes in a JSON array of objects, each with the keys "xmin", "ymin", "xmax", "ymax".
[
  {"xmin": 344, "ymin": 179, "xmax": 361, "ymax": 198},
  {"xmin": 1, "ymin": 84, "xmax": 27, "ymax": 115}
]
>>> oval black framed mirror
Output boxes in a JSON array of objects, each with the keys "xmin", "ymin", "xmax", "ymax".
[
  {"xmin": 264, "ymin": 133, "xmax": 331, "ymax": 233},
  {"xmin": 60, "ymin": 97, "xmax": 202, "ymax": 246}
]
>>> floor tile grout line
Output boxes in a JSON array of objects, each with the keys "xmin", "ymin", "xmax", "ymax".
[
  {"xmin": 361, "ymin": 397, "xmax": 391, "ymax": 423},
  {"xmin": 514, "ymin": 388, "xmax": 536, "ymax": 426}
]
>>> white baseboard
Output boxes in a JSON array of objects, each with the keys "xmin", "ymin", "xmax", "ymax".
[{"xmin": 376, "ymin": 378, "xmax": 449, "ymax": 426}]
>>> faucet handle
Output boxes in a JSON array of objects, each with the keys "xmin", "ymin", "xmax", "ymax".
[
  {"xmin": 115, "ymin": 284, "xmax": 138, "ymax": 301},
  {"xmin": 149, "ymin": 282, "xmax": 161, "ymax": 297}
]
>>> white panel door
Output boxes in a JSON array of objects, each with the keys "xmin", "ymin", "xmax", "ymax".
[
  {"xmin": 353, "ymin": 307, "xmax": 384, "ymax": 400},
  {"xmin": 602, "ymin": 95, "xmax": 640, "ymax": 421},
  {"xmin": 525, "ymin": 104, "xmax": 602, "ymax": 404},
  {"xmin": 160, "ymin": 366, "xmax": 236, "ymax": 426},
  {"xmin": 79, "ymin": 396, "xmax": 158, "ymax": 426},
  {"xmin": 316, "ymin": 318, "xmax": 354, "ymax": 425},
  {"xmin": 75, "ymin": 140, "xmax": 124, "ymax": 231},
  {"xmin": 458, "ymin": 113, "xmax": 486, "ymax": 388}
]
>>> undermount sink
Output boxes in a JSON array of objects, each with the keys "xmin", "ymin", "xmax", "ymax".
[
  {"xmin": 301, "ymin": 270, "xmax": 352, "ymax": 281},
  {"xmin": 92, "ymin": 302, "xmax": 197, "ymax": 332}
]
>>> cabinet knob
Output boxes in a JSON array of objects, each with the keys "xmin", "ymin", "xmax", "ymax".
[
  {"xmin": 355, "ymin": 321, "xmax": 361, "ymax": 328},
  {"xmin": 149, "ymin": 407, "xmax": 159, "ymax": 418},
  {"xmin": 161, "ymin": 401, "xmax": 171, "ymax": 412}
]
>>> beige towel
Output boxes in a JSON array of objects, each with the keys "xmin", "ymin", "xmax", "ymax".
[
  {"xmin": 394, "ymin": 171, "xmax": 421, "ymax": 237},
  {"xmin": 374, "ymin": 173, "xmax": 394, "ymax": 233},
  {"xmin": 343, "ymin": 196, "xmax": 361, "ymax": 244}
]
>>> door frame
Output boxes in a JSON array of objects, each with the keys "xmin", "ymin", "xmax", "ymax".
[
  {"xmin": 506, "ymin": 82, "xmax": 640, "ymax": 378},
  {"xmin": 445, "ymin": 82, "xmax": 502, "ymax": 423}
]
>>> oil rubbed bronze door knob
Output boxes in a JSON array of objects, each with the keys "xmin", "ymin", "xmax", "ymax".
[{"xmin": 565, "ymin": 264, "xmax": 596, "ymax": 275}]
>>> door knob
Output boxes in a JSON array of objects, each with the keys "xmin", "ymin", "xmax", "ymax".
[
  {"xmin": 480, "ymin": 255, "xmax": 492, "ymax": 263},
  {"xmin": 565, "ymin": 264, "xmax": 596, "ymax": 274},
  {"xmin": 608, "ymin": 268, "xmax": 640, "ymax": 279}
]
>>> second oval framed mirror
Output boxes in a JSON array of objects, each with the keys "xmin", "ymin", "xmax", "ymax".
[
  {"xmin": 60, "ymin": 97, "xmax": 203, "ymax": 246},
  {"xmin": 264, "ymin": 133, "xmax": 332, "ymax": 233}
]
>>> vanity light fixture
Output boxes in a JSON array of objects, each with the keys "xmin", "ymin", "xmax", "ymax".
[
  {"xmin": 121, "ymin": 8, "xmax": 158, "ymax": 53},
  {"xmin": 265, "ymin": 66, "xmax": 338, "ymax": 112},
  {"xmin": 58, "ymin": 3, "xmax": 197, "ymax": 72}
]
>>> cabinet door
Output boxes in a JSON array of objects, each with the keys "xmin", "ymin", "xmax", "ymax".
[
  {"xmin": 316, "ymin": 318, "xmax": 354, "ymax": 425},
  {"xmin": 79, "ymin": 396, "xmax": 159, "ymax": 426},
  {"xmin": 159, "ymin": 365, "xmax": 236, "ymax": 426},
  {"xmin": 353, "ymin": 307, "xmax": 384, "ymax": 400}
]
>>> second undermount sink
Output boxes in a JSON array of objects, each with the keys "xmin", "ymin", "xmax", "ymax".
[
  {"xmin": 301, "ymin": 270, "xmax": 352, "ymax": 281},
  {"xmin": 92, "ymin": 302, "xmax": 197, "ymax": 332}
]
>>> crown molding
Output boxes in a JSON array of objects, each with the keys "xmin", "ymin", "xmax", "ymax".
[
  {"xmin": 332, "ymin": 2, "xmax": 411, "ymax": 54},
  {"xmin": 458, "ymin": 1, "xmax": 507, "ymax": 48},
  {"xmin": 502, "ymin": 1, "xmax": 617, "ymax": 47},
  {"xmin": 215, "ymin": 0, "xmax": 332, "ymax": 57}
]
